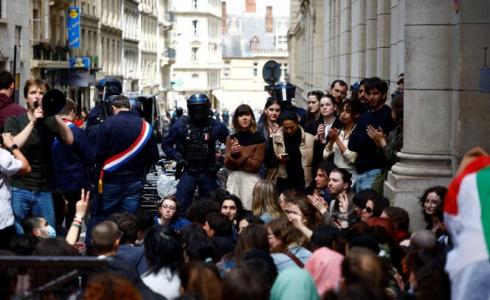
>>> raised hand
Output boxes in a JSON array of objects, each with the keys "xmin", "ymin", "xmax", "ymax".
[
  {"xmin": 75, "ymin": 188, "xmax": 90, "ymax": 220},
  {"xmin": 366, "ymin": 125, "xmax": 386, "ymax": 147},
  {"xmin": 307, "ymin": 194, "xmax": 328, "ymax": 215}
]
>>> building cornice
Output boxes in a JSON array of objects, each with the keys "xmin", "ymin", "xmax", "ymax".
[
  {"xmin": 173, "ymin": 66, "xmax": 223, "ymax": 71},
  {"xmin": 174, "ymin": 11, "xmax": 221, "ymax": 20}
]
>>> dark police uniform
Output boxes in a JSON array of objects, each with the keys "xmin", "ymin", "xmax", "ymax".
[{"xmin": 162, "ymin": 109, "xmax": 228, "ymax": 214}]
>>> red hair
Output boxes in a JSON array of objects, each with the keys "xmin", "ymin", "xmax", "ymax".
[{"xmin": 367, "ymin": 217, "xmax": 395, "ymax": 240}]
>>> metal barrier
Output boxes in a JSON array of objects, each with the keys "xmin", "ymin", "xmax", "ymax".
[{"xmin": 0, "ymin": 256, "xmax": 110, "ymax": 299}]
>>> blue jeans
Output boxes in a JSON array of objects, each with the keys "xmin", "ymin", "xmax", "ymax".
[
  {"xmin": 176, "ymin": 172, "xmax": 217, "ymax": 214},
  {"xmin": 11, "ymin": 187, "xmax": 55, "ymax": 234},
  {"xmin": 85, "ymin": 180, "xmax": 144, "ymax": 246},
  {"xmin": 354, "ymin": 168, "xmax": 382, "ymax": 193}
]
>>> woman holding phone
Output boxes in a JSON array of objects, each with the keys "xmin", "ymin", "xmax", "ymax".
[
  {"xmin": 224, "ymin": 104, "xmax": 266, "ymax": 209},
  {"xmin": 272, "ymin": 110, "xmax": 314, "ymax": 193}
]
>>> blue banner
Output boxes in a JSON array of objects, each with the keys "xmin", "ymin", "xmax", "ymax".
[{"xmin": 67, "ymin": 6, "xmax": 81, "ymax": 49}]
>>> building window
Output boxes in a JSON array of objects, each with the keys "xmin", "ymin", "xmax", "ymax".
[
  {"xmin": 191, "ymin": 47, "xmax": 198, "ymax": 62},
  {"xmin": 284, "ymin": 63, "xmax": 288, "ymax": 77},
  {"xmin": 253, "ymin": 62, "xmax": 258, "ymax": 77},
  {"xmin": 250, "ymin": 36, "xmax": 259, "ymax": 51},
  {"xmin": 192, "ymin": 0, "xmax": 197, "ymax": 10},
  {"xmin": 192, "ymin": 20, "xmax": 198, "ymax": 36},
  {"xmin": 224, "ymin": 61, "xmax": 230, "ymax": 77},
  {"xmin": 192, "ymin": 73, "xmax": 199, "ymax": 78}
]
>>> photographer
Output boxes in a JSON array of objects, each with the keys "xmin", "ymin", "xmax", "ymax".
[
  {"xmin": 4, "ymin": 79, "xmax": 73, "ymax": 234},
  {"xmin": 86, "ymin": 78, "xmax": 122, "ymax": 130}
]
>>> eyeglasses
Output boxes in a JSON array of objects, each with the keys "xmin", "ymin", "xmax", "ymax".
[
  {"xmin": 161, "ymin": 205, "xmax": 176, "ymax": 211},
  {"xmin": 363, "ymin": 206, "xmax": 373, "ymax": 214}
]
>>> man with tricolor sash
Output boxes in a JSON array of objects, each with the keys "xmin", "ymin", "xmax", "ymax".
[{"xmin": 88, "ymin": 95, "xmax": 159, "ymax": 234}]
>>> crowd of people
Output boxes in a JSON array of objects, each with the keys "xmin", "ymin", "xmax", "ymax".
[{"xmin": 0, "ymin": 69, "xmax": 487, "ymax": 300}]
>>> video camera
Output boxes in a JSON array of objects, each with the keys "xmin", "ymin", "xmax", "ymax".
[{"xmin": 95, "ymin": 78, "xmax": 122, "ymax": 121}]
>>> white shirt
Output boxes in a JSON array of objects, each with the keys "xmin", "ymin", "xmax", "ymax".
[
  {"xmin": 142, "ymin": 268, "xmax": 181, "ymax": 299},
  {"xmin": 0, "ymin": 148, "xmax": 22, "ymax": 230}
]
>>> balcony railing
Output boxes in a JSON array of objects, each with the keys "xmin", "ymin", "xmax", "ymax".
[{"xmin": 32, "ymin": 43, "xmax": 69, "ymax": 61}]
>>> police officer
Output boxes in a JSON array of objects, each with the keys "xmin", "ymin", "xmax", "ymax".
[{"xmin": 162, "ymin": 94, "xmax": 228, "ymax": 214}]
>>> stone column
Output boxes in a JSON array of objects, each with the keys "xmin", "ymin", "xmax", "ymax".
[
  {"xmin": 384, "ymin": 0, "xmax": 490, "ymax": 230},
  {"xmin": 376, "ymin": 0, "xmax": 391, "ymax": 81},
  {"xmin": 323, "ymin": 0, "xmax": 333, "ymax": 85},
  {"xmin": 350, "ymin": 0, "xmax": 367, "ymax": 82},
  {"xmin": 339, "ymin": 0, "xmax": 351, "ymax": 81},
  {"xmin": 365, "ymin": 0, "xmax": 378, "ymax": 77},
  {"xmin": 313, "ymin": 0, "xmax": 324, "ymax": 88},
  {"xmin": 389, "ymin": 0, "xmax": 405, "ymax": 92}
]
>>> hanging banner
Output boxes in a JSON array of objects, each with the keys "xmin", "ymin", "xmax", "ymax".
[{"xmin": 67, "ymin": 6, "xmax": 81, "ymax": 49}]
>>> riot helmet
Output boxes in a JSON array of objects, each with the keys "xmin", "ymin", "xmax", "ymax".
[{"xmin": 187, "ymin": 93, "xmax": 211, "ymax": 124}]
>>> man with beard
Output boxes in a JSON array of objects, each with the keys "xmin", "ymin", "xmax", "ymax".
[
  {"xmin": 162, "ymin": 94, "xmax": 228, "ymax": 214},
  {"xmin": 326, "ymin": 168, "xmax": 358, "ymax": 229}
]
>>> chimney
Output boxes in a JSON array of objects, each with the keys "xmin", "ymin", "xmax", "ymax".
[
  {"xmin": 245, "ymin": 0, "xmax": 256, "ymax": 13},
  {"xmin": 222, "ymin": 1, "xmax": 227, "ymax": 34},
  {"xmin": 266, "ymin": 6, "xmax": 273, "ymax": 33}
]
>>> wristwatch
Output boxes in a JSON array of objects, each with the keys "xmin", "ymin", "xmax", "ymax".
[{"xmin": 7, "ymin": 144, "xmax": 18, "ymax": 153}]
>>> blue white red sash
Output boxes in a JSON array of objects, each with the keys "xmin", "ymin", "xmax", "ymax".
[
  {"xmin": 64, "ymin": 119, "xmax": 77, "ymax": 128},
  {"xmin": 98, "ymin": 120, "xmax": 152, "ymax": 193}
]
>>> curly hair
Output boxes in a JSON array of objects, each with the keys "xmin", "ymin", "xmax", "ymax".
[{"xmin": 83, "ymin": 273, "xmax": 142, "ymax": 300}]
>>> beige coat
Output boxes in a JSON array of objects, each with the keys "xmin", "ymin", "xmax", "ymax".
[{"xmin": 272, "ymin": 126, "xmax": 314, "ymax": 186}]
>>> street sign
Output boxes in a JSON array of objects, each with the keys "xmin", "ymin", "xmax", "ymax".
[
  {"xmin": 262, "ymin": 60, "xmax": 281, "ymax": 85},
  {"xmin": 67, "ymin": 6, "xmax": 81, "ymax": 49},
  {"xmin": 69, "ymin": 56, "xmax": 91, "ymax": 69}
]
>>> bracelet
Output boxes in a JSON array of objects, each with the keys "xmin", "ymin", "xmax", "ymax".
[
  {"xmin": 7, "ymin": 144, "xmax": 18, "ymax": 153},
  {"xmin": 71, "ymin": 223, "xmax": 81, "ymax": 228},
  {"xmin": 73, "ymin": 219, "xmax": 83, "ymax": 225}
]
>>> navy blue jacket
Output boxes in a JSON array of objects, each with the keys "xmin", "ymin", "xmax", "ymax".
[
  {"xmin": 116, "ymin": 244, "xmax": 148, "ymax": 275},
  {"xmin": 90, "ymin": 111, "xmax": 159, "ymax": 184},
  {"xmin": 52, "ymin": 123, "xmax": 95, "ymax": 192},
  {"xmin": 348, "ymin": 105, "xmax": 396, "ymax": 174},
  {"xmin": 161, "ymin": 117, "xmax": 228, "ymax": 164}
]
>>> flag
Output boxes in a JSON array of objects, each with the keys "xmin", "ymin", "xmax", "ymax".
[{"xmin": 444, "ymin": 156, "xmax": 490, "ymax": 277}]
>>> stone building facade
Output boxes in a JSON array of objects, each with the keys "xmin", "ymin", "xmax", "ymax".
[
  {"xmin": 0, "ymin": 0, "xmax": 31, "ymax": 106},
  {"xmin": 170, "ymin": 0, "xmax": 222, "ymax": 109},
  {"xmin": 218, "ymin": 0, "xmax": 290, "ymax": 112},
  {"xmin": 99, "ymin": 0, "xmax": 123, "ymax": 81}
]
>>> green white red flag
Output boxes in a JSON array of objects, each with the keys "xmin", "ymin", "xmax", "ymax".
[{"xmin": 444, "ymin": 156, "xmax": 490, "ymax": 276}]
